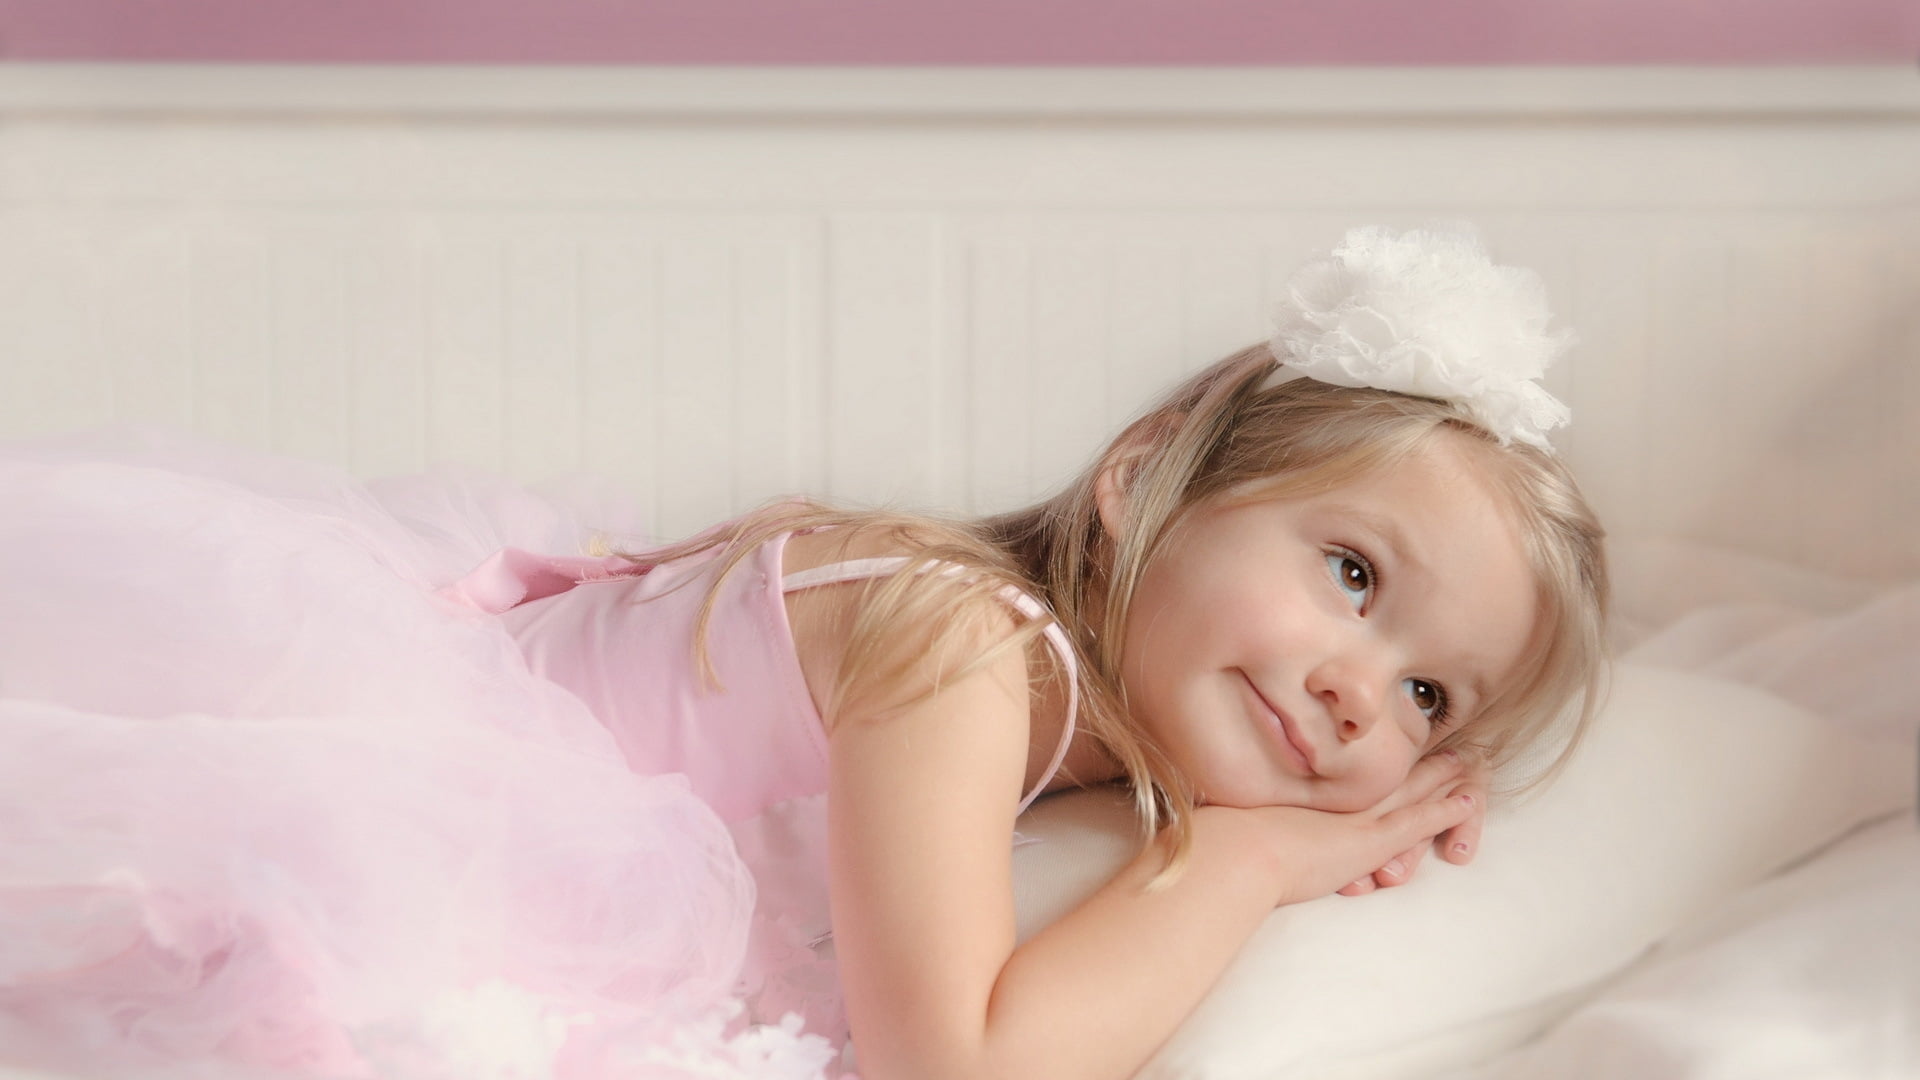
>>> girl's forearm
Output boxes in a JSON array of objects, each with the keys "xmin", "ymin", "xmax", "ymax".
[
  {"xmin": 986, "ymin": 805, "xmax": 1282, "ymax": 1079},
  {"xmin": 961, "ymin": 785, "xmax": 1474, "ymax": 1079},
  {"xmin": 861, "ymin": 805, "xmax": 1283, "ymax": 1080}
]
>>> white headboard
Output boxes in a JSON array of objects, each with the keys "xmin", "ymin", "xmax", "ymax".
[{"xmin": 2, "ymin": 65, "xmax": 1916, "ymax": 574}]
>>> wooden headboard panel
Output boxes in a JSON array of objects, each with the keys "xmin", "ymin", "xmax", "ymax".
[{"xmin": 2, "ymin": 66, "xmax": 1916, "ymax": 574}]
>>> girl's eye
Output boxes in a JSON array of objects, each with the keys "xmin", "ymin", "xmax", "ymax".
[
  {"xmin": 1404, "ymin": 678, "xmax": 1450, "ymax": 725},
  {"xmin": 1324, "ymin": 549, "xmax": 1374, "ymax": 612}
]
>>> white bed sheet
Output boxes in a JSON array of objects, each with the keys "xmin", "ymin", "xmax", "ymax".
[
  {"xmin": 1451, "ymin": 542, "xmax": 1920, "ymax": 1079},
  {"xmin": 1453, "ymin": 812, "xmax": 1919, "ymax": 1080}
]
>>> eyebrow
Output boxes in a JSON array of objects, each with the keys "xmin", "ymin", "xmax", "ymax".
[{"xmin": 1338, "ymin": 505, "xmax": 1430, "ymax": 584}]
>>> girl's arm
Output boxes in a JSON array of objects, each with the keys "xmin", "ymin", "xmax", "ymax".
[{"xmin": 827, "ymin": 620, "xmax": 1474, "ymax": 1080}]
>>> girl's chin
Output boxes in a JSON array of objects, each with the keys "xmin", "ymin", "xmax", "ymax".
[
  {"xmin": 1315, "ymin": 781, "xmax": 1397, "ymax": 813},
  {"xmin": 1200, "ymin": 780, "xmax": 1321, "ymax": 811}
]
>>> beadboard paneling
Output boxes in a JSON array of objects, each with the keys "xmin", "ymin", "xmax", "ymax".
[{"xmin": 1, "ymin": 67, "xmax": 1916, "ymax": 576}]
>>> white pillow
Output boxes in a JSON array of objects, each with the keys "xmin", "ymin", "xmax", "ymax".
[
  {"xmin": 1457, "ymin": 814, "xmax": 1920, "ymax": 1079},
  {"xmin": 1009, "ymin": 663, "xmax": 1915, "ymax": 1079}
]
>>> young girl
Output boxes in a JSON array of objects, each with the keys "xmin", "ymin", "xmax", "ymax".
[{"xmin": 0, "ymin": 225, "xmax": 1606, "ymax": 1080}]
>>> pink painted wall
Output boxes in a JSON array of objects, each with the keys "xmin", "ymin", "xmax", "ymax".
[{"xmin": 2, "ymin": 0, "xmax": 1915, "ymax": 65}]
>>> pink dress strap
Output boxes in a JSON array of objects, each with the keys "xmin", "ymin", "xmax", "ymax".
[{"xmin": 780, "ymin": 557, "xmax": 1078, "ymax": 814}]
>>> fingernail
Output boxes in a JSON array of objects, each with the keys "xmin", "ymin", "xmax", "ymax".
[
  {"xmin": 1451, "ymin": 842, "xmax": 1470, "ymax": 856},
  {"xmin": 1384, "ymin": 859, "xmax": 1405, "ymax": 878},
  {"xmin": 1457, "ymin": 793, "xmax": 1475, "ymax": 807}
]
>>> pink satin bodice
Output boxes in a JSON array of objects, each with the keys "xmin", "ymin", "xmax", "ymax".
[{"xmin": 439, "ymin": 531, "xmax": 1077, "ymax": 1041}]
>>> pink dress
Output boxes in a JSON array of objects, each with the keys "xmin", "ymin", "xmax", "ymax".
[
  {"xmin": 0, "ymin": 434, "xmax": 1073, "ymax": 1080},
  {"xmin": 442, "ymin": 531, "xmax": 1078, "ymax": 1049}
]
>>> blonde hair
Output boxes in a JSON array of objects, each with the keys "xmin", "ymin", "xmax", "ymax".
[{"xmin": 642, "ymin": 343, "xmax": 1609, "ymax": 878}]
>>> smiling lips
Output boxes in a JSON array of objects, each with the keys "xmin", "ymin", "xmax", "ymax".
[{"xmin": 1245, "ymin": 673, "xmax": 1319, "ymax": 776}]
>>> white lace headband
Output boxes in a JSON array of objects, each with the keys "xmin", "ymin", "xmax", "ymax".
[{"xmin": 1262, "ymin": 225, "xmax": 1573, "ymax": 450}]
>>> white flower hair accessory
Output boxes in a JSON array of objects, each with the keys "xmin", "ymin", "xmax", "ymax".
[{"xmin": 1266, "ymin": 224, "xmax": 1573, "ymax": 449}]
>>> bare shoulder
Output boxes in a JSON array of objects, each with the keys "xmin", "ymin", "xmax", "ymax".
[{"xmin": 781, "ymin": 522, "xmax": 1025, "ymax": 721}]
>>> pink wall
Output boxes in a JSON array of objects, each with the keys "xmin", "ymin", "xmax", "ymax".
[{"xmin": 2, "ymin": 0, "xmax": 1915, "ymax": 65}]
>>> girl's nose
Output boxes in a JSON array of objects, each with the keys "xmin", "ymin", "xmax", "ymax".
[{"xmin": 1306, "ymin": 653, "xmax": 1389, "ymax": 741}]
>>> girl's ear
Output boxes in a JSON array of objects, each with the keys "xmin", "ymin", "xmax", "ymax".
[
  {"xmin": 1094, "ymin": 444, "xmax": 1149, "ymax": 538},
  {"xmin": 1093, "ymin": 412, "xmax": 1182, "ymax": 538}
]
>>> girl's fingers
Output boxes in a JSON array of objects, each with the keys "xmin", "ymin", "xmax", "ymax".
[
  {"xmin": 1375, "ymin": 749, "xmax": 1468, "ymax": 814},
  {"xmin": 1379, "ymin": 793, "xmax": 1477, "ymax": 860},
  {"xmin": 1364, "ymin": 756, "xmax": 1485, "ymax": 888},
  {"xmin": 1270, "ymin": 792, "xmax": 1475, "ymax": 904},
  {"xmin": 1438, "ymin": 787, "xmax": 1487, "ymax": 864},
  {"xmin": 1372, "ymin": 840, "xmax": 1427, "ymax": 889},
  {"xmin": 1331, "ymin": 796, "xmax": 1472, "ymax": 900}
]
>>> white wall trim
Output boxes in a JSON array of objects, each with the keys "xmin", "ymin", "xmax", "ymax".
[{"xmin": 1, "ymin": 63, "xmax": 1917, "ymax": 120}]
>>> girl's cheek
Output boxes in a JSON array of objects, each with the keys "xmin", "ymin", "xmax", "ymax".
[{"xmin": 1341, "ymin": 768, "xmax": 1398, "ymax": 810}]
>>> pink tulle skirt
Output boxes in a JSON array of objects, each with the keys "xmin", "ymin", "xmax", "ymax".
[{"xmin": 0, "ymin": 433, "xmax": 839, "ymax": 1079}]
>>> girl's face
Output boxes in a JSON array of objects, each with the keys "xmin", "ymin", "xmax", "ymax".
[{"xmin": 1110, "ymin": 436, "xmax": 1539, "ymax": 812}]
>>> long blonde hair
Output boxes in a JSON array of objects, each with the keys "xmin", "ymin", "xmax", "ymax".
[{"xmin": 641, "ymin": 343, "xmax": 1610, "ymax": 875}]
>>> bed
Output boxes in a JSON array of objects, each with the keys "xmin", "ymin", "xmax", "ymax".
[{"xmin": 1, "ymin": 63, "xmax": 1915, "ymax": 1079}]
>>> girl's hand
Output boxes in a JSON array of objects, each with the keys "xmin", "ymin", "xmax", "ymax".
[
  {"xmin": 1242, "ymin": 777, "xmax": 1479, "ymax": 909},
  {"xmin": 1336, "ymin": 748, "xmax": 1487, "ymax": 897}
]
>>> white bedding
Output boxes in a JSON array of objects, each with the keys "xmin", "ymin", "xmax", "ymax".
[
  {"xmin": 1458, "ymin": 547, "xmax": 1920, "ymax": 1079},
  {"xmin": 1453, "ymin": 812, "xmax": 1918, "ymax": 1080}
]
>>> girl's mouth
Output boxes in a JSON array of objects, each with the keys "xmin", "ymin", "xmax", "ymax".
[{"xmin": 1244, "ymin": 672, "xmax": 1319, "ymax": 777}]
